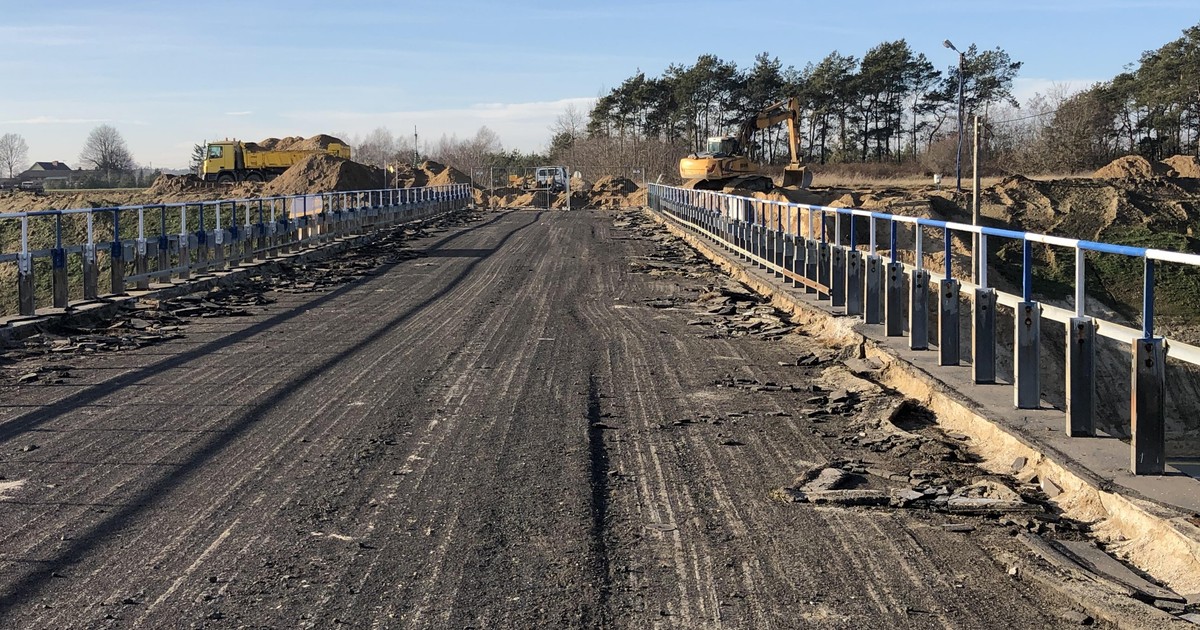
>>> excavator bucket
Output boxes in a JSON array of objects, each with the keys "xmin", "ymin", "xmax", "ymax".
[{"xmin": 781, "ymin": 166, "xmax": 812, "ymax": 189}]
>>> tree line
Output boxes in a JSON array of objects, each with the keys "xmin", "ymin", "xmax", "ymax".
[
  {"xmin": 578, "ymin": 41, "xmax": 1020, "ymax": 167},
  {"xmin": 564, "ymin": 21, "xmax": 1200, "ymax": 177}
]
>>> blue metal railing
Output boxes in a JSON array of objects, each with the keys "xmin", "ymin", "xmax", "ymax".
[
  {"xmin": 647, "ymin": 182, "xmax": 1200, "ymax": 475},
  {"xmin": 2, "ymin": 183, "xmax": 473, "ymax": 316}
]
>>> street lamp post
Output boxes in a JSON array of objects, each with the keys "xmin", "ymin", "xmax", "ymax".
[{"xmin": 944, "ymin": 40, "xmax": 965, "ymax": 195}]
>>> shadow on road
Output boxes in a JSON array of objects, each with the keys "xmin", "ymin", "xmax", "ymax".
[{"xmin": 0, "ymin": 210, "xmax": 543, "ymax": 614}]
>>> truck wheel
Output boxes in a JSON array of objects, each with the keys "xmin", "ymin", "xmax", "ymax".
[
  {"xmin": 217, "ymin": 173, "xmax": 236, "ymax": 184},
  {"xmin": 245, "ymin": 172, "xmax": 264, "ymax": 183}
]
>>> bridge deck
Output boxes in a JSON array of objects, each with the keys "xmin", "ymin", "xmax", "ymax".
[{"xmin": 0, "ymin": 209, "xmax": 1080, "ymax": 628}]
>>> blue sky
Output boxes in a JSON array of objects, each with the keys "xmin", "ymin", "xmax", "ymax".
[{"xmin": 0, "ymin": 0, "xmax": 1195, "ymax": 169}]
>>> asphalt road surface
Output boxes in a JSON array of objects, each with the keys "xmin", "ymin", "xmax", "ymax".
[{"xmin": 0, "ymin": 208, "xmax": 1086, "ymax": 628}]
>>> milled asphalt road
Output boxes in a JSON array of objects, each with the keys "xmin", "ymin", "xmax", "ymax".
[{"xmin": 0, "ymin": 208, "xmax": 1082, "ymax": 628}]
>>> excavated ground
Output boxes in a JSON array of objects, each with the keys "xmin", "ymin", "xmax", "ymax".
[{"xmin": 0, "ymin": 208, "xmax": 1144, "ymax": 628}]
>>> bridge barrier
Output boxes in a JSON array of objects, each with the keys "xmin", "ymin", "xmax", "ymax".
[
  {"xmin": 1, "ymin": 184, "xmax": 472, "ymax": 318},
  {"xmin": 648, "ymin": 183, "xmax": 1200, "ymax": 475}
]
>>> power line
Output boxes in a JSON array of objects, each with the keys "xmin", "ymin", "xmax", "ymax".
[{"xmin": 989, "ymin": 108, "xmax": 1060, "ymax": 125}]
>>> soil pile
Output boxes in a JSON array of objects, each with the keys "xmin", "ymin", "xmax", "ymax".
[
  {"xmin": 1093, "ymin": 155, "xmax": 1175, "ymax": 179},
  {"xmin": 248, "ymin": 135, "xmax": 347, "ymax": 152},
  {"xmin": 392, "ymin": 161, "xmax": 471, "ymax": 189},
  {"xmin": 588, "ymin": 177, "xmax": 645, "ymax": 208},
  {"xmin": 263, "ymin": 154, "xmax": 386, "ymax": 196},
  {"xmin": 147, "ymin": 174, "xmax": 211, "ymax": 195},
  {"xmin": 1163, "ymin": 154, "xmax": 1200, "ymax": 178}
]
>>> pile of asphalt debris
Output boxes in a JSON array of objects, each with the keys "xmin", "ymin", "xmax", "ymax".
[{"xmin": 0, "ymin": 210, "xmax": 480, "ymax": 387}]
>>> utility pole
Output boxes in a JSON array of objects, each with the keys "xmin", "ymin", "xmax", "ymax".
[
  {"xmin": 943, "ymin": 40, "xmax": 966, "ymax": 195},
  {"xmin": 972, "ymin": 115, "xmax": 981, "ymax": 283},
  {"xmin": 413, "ymin": 126, "xmax": 419, "ymax": 165}
]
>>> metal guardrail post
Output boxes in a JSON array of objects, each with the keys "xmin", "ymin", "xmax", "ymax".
[
  {"xmin": 83, "ymin": 212, "xmax": 98, "ymax": 299},
  {"xmin": 213, "ymin": 203, "xmax": 227, "ymax": 270},
  {"xmin": 831, "ymin": 245, "xmax": 847, "ymax": 308},
  {"xmin": 939, "ymin": 228, "xmax": 959, "ymax": 366},
  {"xmin": 817, "ymin": 215, "xmax": 830, "ymax": 300},
  {"xmin": 196, "ymin": 204, "xmax": 209, "ymax": 272},
  {"xmin": 865, "ymin": 259, "xmax": 883, "ymax": 324},
  {"xmin": 1068, "ymin": 318, "xmax": 1096, "ymax": 436},
  {"xmin": 178, "ymin": 206, "xmax": 190, "ymax": 280},
  {"xmin": 111, "ymin": 209, "xmax": 126, "ymax": 295},
  {"xmin": 1131, "ymin": 259, "xmax": 1165, "ymax": 474},
  {"xmin": 135, "ymin": 207, "xmax": 150, "ymax": 291},
  {"xmin": 1015, "ymin": 240, "xmax": 1041, "ymax": 408},
  {"xmin": 791, "ymin": 232, "xmax": 803, "ymax": 289},
  {"xmin": 846, "ymin": 215, "xmax": 863, "ymax": 315},
  {"xmin": 52, "ymin": 214, "xmax": 68, "ymax": 308},
  {"xmin": 781, "ymin": 206, "xmax": 795, "ymax": 284},
  {"xmin": 885, "ymin": 220, "xmax": 903, "ymax": 336},
  {"xmin": 17, "ymin": 217, "xmax": 35, "ymax": 316},
  {"xmin": 1067, "ymin": 249, "xmax": 1095, "ymax": 436},
  {"xmin": 865, "ymin": 217, "xmax": 883, "ymax": 324},
  {"xmin": 773, "ymin": 209, "xmax": 785, "ymax": 277},
  {"xmin": 910, "ymin": 221, "xmax": 928, "ymax": 350},
  {"xmin": 157, "ymin": 206, "xmax": 170, "ymax": 283},
  {"xmin": 973, "ymin": 233, "xmax": 996, "ymax": 383}
]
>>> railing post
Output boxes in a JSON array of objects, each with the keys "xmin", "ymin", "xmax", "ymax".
[
  {"xmin": 1131, "ymin": 258, "xmax": 1165, "ymax": 475},
  {"xmin": 910, "ymin": 221, "xmax": 929, "ymax": 350},
  {"xmin": 830, "ymin": 211, "xmax": 846, "ymax": 307},
  {"xmin": 885, "ymin": 219, "xmax": 904, "ymax": 336},
  {"xmin": 196, "ymin": 203, "xmax": 209, "ymax": 272},
  {"xmin": 817, "ymin": 213, "xmax": 830, "ymax": 300},
  {"xmin": 846, "ymin": 213, "xmax": 863, "ymax": 315},
  {"xmin": 110, "ymin": 209, "xmax": 126, "ymax": 295},
  {"xmin": 973, "ymin": 233, "xmax": 996, "ymax": 383},
  {"xmin": 1067, "ymin": 248, "xmax": 1095, "ymax": 436},
  {"xmin": 157, "ymin": 206, "xmax": 170, "ymax": 282},
  {"xmin": 1015, "ymin": 239, "xmax": 1041, "ymax": 408},
  {"xmin": 781, "ymin": 205, "xmax": 795, "ymax": 284},
  {"xmin": 864, "ymin": 216, "xmax": 883, "ymax": 323},
  {"xmin": 135, "ymin": 207, "xmax": 150, "ymax": 290},
  {"xmin": 178, "ymin": 205, "xmax": 191, "ymax": 280},
  {"xmin": 52, "ymin": 213, "xmax": 68, "ymax": 309},
  {"xmin": 214, "ymin": 203, "xmax": 226, "ymax": 270},
  {"xmin": 939, "ymin": 228, "xmax": 959, "ymax": 365},
  {"xmin": 83, "ymin": 212, "xmax": 98, "ymax": 300},
  {"xmin": 17, "ymin": 217, "xmax": 35, "ymax": 316}
]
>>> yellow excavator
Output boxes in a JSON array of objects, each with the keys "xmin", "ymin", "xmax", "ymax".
[{"xmin": 679, "ymin": 96, "xmax": 812, "ymax": 191}]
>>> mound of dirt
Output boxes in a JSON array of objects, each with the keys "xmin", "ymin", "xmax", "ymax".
[
  {"xmin": 1093, "ymin": 155, "xmax": 1175, "ymax": 179},
  {"xmin": 245, "ymin": 135, "xmax": 347, "ymax": 152},
  {"xmin": 423, "ymin": 161, "xmax": 472, "ymax": 186},
  {"xmin": 263, "ymin": 154, "xmax": 385, "ymax": 196},
  {"xmin": 591, "ymin": 176, "xmax": 639, "ymax": 196},
  {"xmin": 148, "ymin": 174, "xmax": 207, "ymax": 195},
  {"xmin": 1163, "ymin": 155, "xmax": 1200, "ymax": 178}
]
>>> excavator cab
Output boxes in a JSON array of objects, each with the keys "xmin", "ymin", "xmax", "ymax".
[{"xmin": 705, "ymin": 136, "xmax": 741, "ymax": 157}]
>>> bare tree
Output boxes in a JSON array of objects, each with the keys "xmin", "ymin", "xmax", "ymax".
[
  {"xmin": 428, "ymin": 126, "xmax": 503, "ymax": 172},
  {"xmin": 79, "ymin": 124, "xmax": 135, "ymax": 177},
  {"xmin": 354, "ymin": 127, "xmax": 397, "ymax": 168},
  {"xmin": 0, "ymin": 133, "xmax": 29, "ymax": 179}
]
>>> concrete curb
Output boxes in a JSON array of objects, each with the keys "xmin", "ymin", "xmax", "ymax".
[{"xmin": 643, "ymin": 206, "xmax": 1200, "ymax": 600}]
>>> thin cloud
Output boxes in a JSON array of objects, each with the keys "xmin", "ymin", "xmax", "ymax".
[{"xmin": 224, "ymin": 111, "xmax": 253, "ymax": 116}]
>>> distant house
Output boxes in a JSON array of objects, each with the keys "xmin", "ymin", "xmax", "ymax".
[{"xmin": 18, "ymin": 161, "xmax": 98, "ymax": 187}]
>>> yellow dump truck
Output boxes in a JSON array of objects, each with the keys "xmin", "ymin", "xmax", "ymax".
[{"xmin": 200, "ymin": 140, "xmax": 352, "ymax": 183}]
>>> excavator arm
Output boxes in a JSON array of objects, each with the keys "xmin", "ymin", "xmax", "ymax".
[{"xmin": 735, "ymin": 97, "xmax": 804, "ymax": 170}]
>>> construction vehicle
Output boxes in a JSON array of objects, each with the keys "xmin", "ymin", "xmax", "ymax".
[
  {"xmin": 506, "ymin": 166, "xmax": 568, "ymax": 192},
  {"xmin": 200, "ymin": 140, "xmax": 352, "ymax": 184},
  {"xmin": 679, "ymin": 97, "xmax": 812, "ymax": 191}
]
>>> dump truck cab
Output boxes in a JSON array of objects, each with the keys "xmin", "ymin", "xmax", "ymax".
[{"xmin": 201, "ymin": 142, "xmax": 239, "ymax": 182}]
